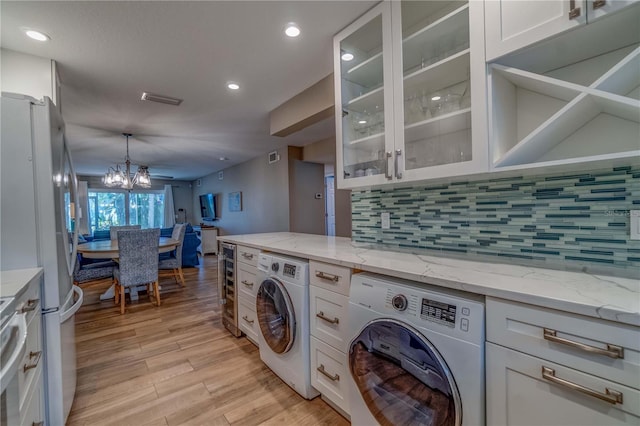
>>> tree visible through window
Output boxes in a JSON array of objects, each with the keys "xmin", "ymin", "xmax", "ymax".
[{"xmin": 88, "ymin": 190, "xmax": 164, "ymax": 235}]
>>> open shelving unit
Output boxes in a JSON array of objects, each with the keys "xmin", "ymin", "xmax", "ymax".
[{"xmin": 490, "ymin": 46, "xmax": 640, "ymax": 170}]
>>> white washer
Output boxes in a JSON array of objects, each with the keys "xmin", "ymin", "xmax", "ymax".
[
  {"xmin": 348, "ymin": 273, "xmax": 485, "ymax": 426},
  {"xmin": 256, "ymin": 253, "xmax": 319, "ymax": 400}
]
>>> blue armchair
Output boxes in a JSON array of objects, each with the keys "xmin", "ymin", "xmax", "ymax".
[{"xmin": 160, "ymin": 223, "xmax": 199, "ymax": 267}]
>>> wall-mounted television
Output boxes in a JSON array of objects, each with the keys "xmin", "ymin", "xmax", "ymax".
[{"xmin": 199, "ymin": 193, "xmax": 217, "ymax": 221}]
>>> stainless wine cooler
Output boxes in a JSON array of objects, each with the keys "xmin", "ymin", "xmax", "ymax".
[{"xmin": 218, "ymin": 242, "xmax": 241, "ymax": 337}]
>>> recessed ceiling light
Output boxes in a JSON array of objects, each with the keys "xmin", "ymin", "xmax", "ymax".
[
  {"xmin": 285, "ymin": 23, "xmax": 300, "ymax": 38},
  {"xmin": 341, "ymin": 52, "xmax": 354, "ymax": 61},
  {"xmin": 358, "ymin": 120, "xmax": 367, "ymax": 124},
  {"xmin": 227, "ymin": 82, "xmax": 240, "ymax": 90},
  {"xmin": 219, "ymin": 157, "xmax": 229, "ymax": 161},
  {"xmin": 431, "ymin": 95, "xmax": 441, "ymax": 101},
  {"xmin": 25, "ymin": 29, "xmax": 49, "ymax": 41}
]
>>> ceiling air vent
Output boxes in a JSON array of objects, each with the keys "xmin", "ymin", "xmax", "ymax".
[{"xmin": 141, "ymin": 92, "xmax": 183, "ymax": 106}]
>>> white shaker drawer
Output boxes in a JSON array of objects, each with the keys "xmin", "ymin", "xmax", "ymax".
[
  {"xmin": 237, "ymin": 245, "xmax": 259, "ymax": 267},
  {"xmin": 237, "ymin": 263, "xmax": 258, "ymax": 301},
  {"xmin": 310, "ymin": 336, "xmax": 349, "ymax": 415},
  {"xmin": 238, "ymin": 299, "xmax": 259, "ymax": 346},
  {"xmin": 487, "ymin": 297, "xmax": 640, "ymax": 389},
  {"xmin": 16, "ymin": 276, "xmax": 41, "ymax": 326},
  {"xmin": 487, "ymin": 342, "xmax": 640, "ymax": 425},
  {"xmin": 309, "ymin": 260, "xmax": 351, "ymax": 296},
  {"xmin": 310, "ymin": 285, "xmax": 349, "ymax": 353},
  {"xmin": 18, "ymin": 310, "xmax": 42, "ymax": 409},
  {"xmin": 20, "ymin": 366, "xmax": 44, "ymax": 426}
]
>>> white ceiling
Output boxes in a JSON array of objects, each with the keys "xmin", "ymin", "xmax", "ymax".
[{"xmin": 1, "ymin": 1, "xmax": 375, "ymax": 181}]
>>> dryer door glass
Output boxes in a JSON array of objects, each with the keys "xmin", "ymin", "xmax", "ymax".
[
  {"xmin": 256, "ymin": 279, "xmax": 296, "ymax": 354},
  {"xmin": 349, "ymin": 319, "xmax": 461, "ymax": 426}
]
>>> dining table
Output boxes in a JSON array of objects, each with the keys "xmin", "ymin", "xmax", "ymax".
[{"xmin": 77, "ymin": 236, "xmax": 179, "ymax": 301}]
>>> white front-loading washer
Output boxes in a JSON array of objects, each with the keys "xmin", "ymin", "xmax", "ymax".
[
  {"xmin": 256, "ymin": 253, "xmax": 319, "ymax": 400},
  {"xmin": 348, "ymin": 273, "xmax": 485, "ymax": 426}
]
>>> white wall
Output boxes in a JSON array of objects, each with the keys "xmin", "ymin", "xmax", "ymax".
[
  {"xmin": 1, "ymin": 49, "xmax": 57, "ymax": 104},
  {"xmin": 193, "ymin": 150, "xmax": 290, "ymax": 236}
]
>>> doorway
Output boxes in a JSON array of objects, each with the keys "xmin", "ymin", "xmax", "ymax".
[{"xmin": 325, "ymin": 175, "xmax": 335, "ymax": 236}]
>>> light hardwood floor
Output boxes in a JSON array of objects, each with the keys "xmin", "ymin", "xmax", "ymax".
[{"xmin": 67, "ymin": 255, "xmax": 349, "ymax": 426}]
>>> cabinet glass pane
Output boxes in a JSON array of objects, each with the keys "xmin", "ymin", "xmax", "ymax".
[
  {"xmin": 400, "ymin": 1, "xmax": 472, "ymax": 171},
  {"xmin": 340, "ymin": 14, "xmax": 386, "ymax": 180}
]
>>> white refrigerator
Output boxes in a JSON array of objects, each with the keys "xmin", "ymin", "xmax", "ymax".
[{"xmin": 1, "ymin": 93, "xmax": 83, "ymax": 425}]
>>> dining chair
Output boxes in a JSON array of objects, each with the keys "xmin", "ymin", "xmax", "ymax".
[
  {"xmin": 113, "ymin": 228, "xmax": 161, "ymax": 314},
  {"xmin": 109, "ymin": 225, "xmax": 141, "ymax": 240},
  {"xmin": 158, "ymin": 223, "xmax": 186, "ymax": 286}
]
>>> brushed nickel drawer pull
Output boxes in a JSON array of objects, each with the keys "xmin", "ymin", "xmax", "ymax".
[
  {"xmin": 317, "ymin": 364, "xmax": 340, "ymax": 381},
  {"xmin": 242, "ymin": 253, "xmax": 254, "ymax": 260},
  {"xmin": 593, "ymin": 0, "xmax": 606, "ymax": 9},
  {"xmin": 23, "ymin": 350, "xmax": 42, "ymax": 372},
  {"xmin": 316, "ymin": 311, "xmax": 339, "ymax": 324},
  {"xmin": 241, "ymin": 280, "xmax": 254, "ymax": 288},
  {"xmin": 543, "ymin": 328, "xmax": 624, "ymax": 359},
  {"xmin": 242, "ymin": 315, "xmax": 254, "ymax": 325},
  {"xmin": 315, "ymin": 271, "xmax": 339, "ymax": 282},
  {"xmin": 21, "ymin": 299, "xmax": 39, "ymax": 313},
  {"xmin": 32, "ymin": 422, "xmax": 44, "ymax": 426},
  {"xmin": 569, "ymin": 0, "xmax": 581, "ymax": 18},
  {"xmin": 542, "ymin": 366, "xmax": 623, "ymax": 405}
]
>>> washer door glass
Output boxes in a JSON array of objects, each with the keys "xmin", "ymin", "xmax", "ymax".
[
  {"xmin": 256, "ymin": 278, "xmax": 295, "ymax": 354},
  {"xmin": 349, "ymin": 319, "xmax": 461, "ymax": 426}
]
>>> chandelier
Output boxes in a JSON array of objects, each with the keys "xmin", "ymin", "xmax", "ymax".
[{"xmin": 102, "ymin": 133, "xmax": 152, "ymax": 189}]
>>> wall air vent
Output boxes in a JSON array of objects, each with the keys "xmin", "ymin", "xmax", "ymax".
[{"xmin": 141, "ymin": 92, "xmax": 183, "ymax": 106}]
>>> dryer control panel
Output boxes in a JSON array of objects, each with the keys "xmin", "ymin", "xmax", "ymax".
[{"xmin": 350, "ymin": 273, "xmax": 484, "ymax": 345}]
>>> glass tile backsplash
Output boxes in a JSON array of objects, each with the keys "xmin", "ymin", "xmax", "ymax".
[{"xmin": 351, "ymin": 166, "xmax": 639, "ymax": 274}]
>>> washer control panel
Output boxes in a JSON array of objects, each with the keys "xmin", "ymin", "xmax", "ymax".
[{"xmin": 420, "ymin": 298, "xmax": 456, "ymax": 328}]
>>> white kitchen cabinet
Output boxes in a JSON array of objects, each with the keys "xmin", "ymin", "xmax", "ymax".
[
  {"xmin": 487, "ymin": 2, "xmax": 640, "ymax": 172},
  {"xmin": 334, "ymin": 0, "xmax": 488, "ymax": 189},
  {"xmin": 236, "ymin": 245, "xmax": 259, "ymax": 346},
  {"xmin": 15, "ymin": 275, "xmax": 45, "ymax": 426},
  {"xmin": 200, "ymin": 227, "xmax": 218, "ymax": 255},
  {"xmin": 486, "ymin": 297, "xmax": 640, "ymax": 426},
  {"xmin": 485, "ymin": 0, "xmax": 638, "ymax": 62},
  {"xmin": 308, "ymin": 260, "xmax": 352, "ymax": 416}
]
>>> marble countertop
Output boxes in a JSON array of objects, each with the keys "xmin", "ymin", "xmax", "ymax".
[
  {"xmin": 0, "ymin": 268, "xmax": 43, "ymax": 298},
  {"xmin": 217, "ymin": 232, "xmax": 640, "ymax": 327}
]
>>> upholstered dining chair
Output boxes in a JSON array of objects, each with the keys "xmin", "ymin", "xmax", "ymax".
[
  {"xmin": 158, "ymin": 223, "xmax": 186, "ymax": 286},
  {"xmin": 109, "ymin": 225, "xmax": 141, "ymax": 240},
  {"xmin": 113, "ymin": 228, "xmax": 161, "ymax": 314}
]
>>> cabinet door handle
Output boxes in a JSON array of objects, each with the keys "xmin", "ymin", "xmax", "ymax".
[
  {"xmin": 242, "ymin": 315, "xmax": 254, "ymax": 324},
  {"xmin": 593, "ymin": 0, "xmax": 606, "ymax": 9},
  {"xmin": 315, "ymin": 271, "xmax": 339, "ymax": 282},
  {"xmin": 23, "ymin": 350, "xmax": 42, "ymax": 373},
  {"xmin": 241, "ymin": 280, "xmax": 254, "ymax": 288},
  {"xmin": 316, "ymin": 311, "xmax": 339, "ymax": 324},
  {"xmin": 242, "ymin": 253, "xmax": 254, "ymax": 260},
  {"xmin": 543, "ymin": 328, "xmax": 624, "ymax": 359},
  {"xmin": 32, "ymin": 422, "xmax": 44, "ymax": 426},
  {"xmin": 569, "ymin": 0, "xmax": 581, "ymax": 19},
  {"xmin": 21, "ymin": 299, "xmax": 39, "ymax": 313},
  {"xmin": 385, "ymin": 151, "xmax": 393, "ymax": 180},
  {"xmin": 317, "ymin": 364, "xmax": 340, "ymax": 382},
  {"xmin": 394, "ymin": 149, "xmax": 403, "ymax": 179},
  {"xmin": 541, "ymin": 366, "xmax": 623, "ymax": 405}
]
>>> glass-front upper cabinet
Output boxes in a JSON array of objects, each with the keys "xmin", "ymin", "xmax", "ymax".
[
  {"xmin": 334, "ymin": 2, "xmax": 395, "ymax": 188},
  {"xmin": 334, "ymin": 1, "xmax": 488, "ymax": 189}
]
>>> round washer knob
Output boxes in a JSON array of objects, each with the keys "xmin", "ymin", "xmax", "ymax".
[
  {"xmin": 392, "ymin": 294, "xmax": 408, "ymax": 311},
  {"xmin": 271, "ymin": 262, "xmax": 279, "ymax": 272}
]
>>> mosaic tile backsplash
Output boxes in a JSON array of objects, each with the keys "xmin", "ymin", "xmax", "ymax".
[{"xmin": 352, "ymin": 166, "xmax": 640, "ymax": 275}]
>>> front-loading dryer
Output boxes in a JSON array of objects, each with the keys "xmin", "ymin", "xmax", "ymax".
[
  {"xmin": 348, "ymin": 273, "xmax": 485, "ymax": 426},
  {"xmin": 256, "ymin": 253, "xmax": 319, "ymax": 400}
]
